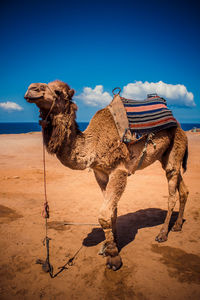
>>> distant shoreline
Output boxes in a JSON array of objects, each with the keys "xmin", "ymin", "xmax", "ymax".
[
  {"xmin": 0, "ymin": 122, "xmax": 200, "ymax": 135},
  {"xmin": 0, "ymin": 122, "xmax": 89, "ymax": 135}
]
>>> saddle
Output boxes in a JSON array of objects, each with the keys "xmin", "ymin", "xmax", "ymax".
[{"xmin": 108, "ymin": 91, "xmax": 177, "ymax": 143}]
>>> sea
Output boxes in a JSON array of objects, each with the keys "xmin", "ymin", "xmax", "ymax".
[
  {"xmin": 0, "ymin": 122, "xmax": 89, "ymax": 134},
  {"xmin": 0, "ymin": 122, "xmax": 199, "ymax": 135}
]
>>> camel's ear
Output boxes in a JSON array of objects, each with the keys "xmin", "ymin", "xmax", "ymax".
[{"xmin": 68, "ymin": 89, "xmax": 75, "ymax": 99}]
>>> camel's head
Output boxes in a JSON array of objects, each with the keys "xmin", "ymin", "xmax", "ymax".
[{"xmin": 24, "ymin": 80, "xmax": 76, "ymax": 117}]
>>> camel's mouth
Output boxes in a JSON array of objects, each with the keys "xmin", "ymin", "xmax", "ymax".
[
  {"xmin": 24, "ymin": 88, "xmax": 45, "ymax": 103},
  {"xmin": 24, "ymin": 89, "xmax": 54, "ymax": 112},
  {"xmin": 25, "ymin": 96, "xmax": 44, "ymax": 103}
]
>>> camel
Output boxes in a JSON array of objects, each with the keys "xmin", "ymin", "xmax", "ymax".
[{"xmin": 24, "ymin": 80, "xmax": 189, "ymax": 271}]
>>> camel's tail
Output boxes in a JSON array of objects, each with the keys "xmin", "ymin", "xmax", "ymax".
[{"xmin": 182, "ymin": 145, "xmax": 188, "ymax": 173}]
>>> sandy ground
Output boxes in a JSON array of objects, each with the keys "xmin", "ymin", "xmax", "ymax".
[{"xmin": 0, "ymin": 131, "xmax": 200, "ymax": 300}]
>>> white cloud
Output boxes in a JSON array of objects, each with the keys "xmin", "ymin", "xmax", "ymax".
[
  {"xmin": 0, "ymin": 101, "xmax": 23, "ymax": 111},
  {"xmin": 122, "ymin": 81, "xmax": 195, "ymax": 107},
  {"xmin": 75, "ymin": 85, "xmax": 112, "ymax": 107},
  {"xmin": 75, "ymin": 81, "xmax": 195, "ymax": 108}
]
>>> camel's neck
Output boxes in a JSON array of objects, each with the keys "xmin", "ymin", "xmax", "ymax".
[{"xmin": 43, "ymin": 112, "xmax": 88, "ymax": 170}]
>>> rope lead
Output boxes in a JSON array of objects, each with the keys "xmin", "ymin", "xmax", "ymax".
[{"xmin": 36, "ymin": 127, "xmax": 84, "ymax": 278}]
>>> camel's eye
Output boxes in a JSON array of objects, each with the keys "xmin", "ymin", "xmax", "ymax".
[
  {"xmin": 30, "ymin": 86, "xmax": 40, "ymax": 92},
  {"xmin": 40, "ymin": 85, "xmax": 46, "ymax": 91}
]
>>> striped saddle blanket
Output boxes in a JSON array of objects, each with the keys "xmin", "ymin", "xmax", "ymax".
[{"xmin": 121, "ymin": 94, "xmax": 177, "ymax": 135}]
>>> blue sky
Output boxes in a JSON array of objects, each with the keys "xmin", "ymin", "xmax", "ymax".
[{"xmin": 0, "ymin": 0, "xmax": 199, "ymax": 123}]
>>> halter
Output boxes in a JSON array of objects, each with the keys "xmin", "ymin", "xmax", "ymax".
[{"xmin": 39, "ymin": 84, "xmax": 57, "ymax": 129}]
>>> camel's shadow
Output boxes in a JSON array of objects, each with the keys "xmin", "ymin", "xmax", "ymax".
[{"xmin": 83, "ymin": 208, "xmax": 179, "ymax": 252}]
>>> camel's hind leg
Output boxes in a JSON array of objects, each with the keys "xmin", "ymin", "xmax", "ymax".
[
  {"xmin": 157, "ymin": 128, "xmax": 188, "ymax": 242},
  {"xmin": 156, "ymin": 168, "xmax": 180, "ymax": 242},
  {"xmin": 171, "ymin": 174, "xmax": 189, "ymax": 231},
  {"xmin": 96, "ymin": 167, "xmax": 128, "ymax": 270}
]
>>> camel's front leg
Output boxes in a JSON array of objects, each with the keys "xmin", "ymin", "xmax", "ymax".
[{"xmin": 98, "ymin": 168, "xmax": 128, "ymax": 270}]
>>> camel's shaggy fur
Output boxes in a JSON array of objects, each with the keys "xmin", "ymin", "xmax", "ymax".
[{"xmin": 25, "ymin": 80, "xmax": 189, "ymax": 271}]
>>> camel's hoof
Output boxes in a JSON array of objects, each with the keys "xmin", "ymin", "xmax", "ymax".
[
  {"xmin": 106, "ymin": 263, "xmax": 111, "ymax": 269},
  {"xmin": 155, "ymin": 234, "xmax": 168, "ymax": 243},
  {"xmin": 106, "ymin": 255, "xmax": 122, "ymax": 271},
  {"xmin": 171, "ymin": 224, "xmax": 182, "ymax": 232}
]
